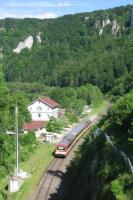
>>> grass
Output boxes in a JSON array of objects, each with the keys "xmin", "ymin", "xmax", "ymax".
[
  {"xmin": 88, "ymin": 100, "xmax": 110, "ymax": 117},
  {"xmin": 10, "ymin": 143, "xmax": 55, "ymax": 200},
  {"xmin": 0, "ymin": 176, "xmax": 9, "ymax": 200}
]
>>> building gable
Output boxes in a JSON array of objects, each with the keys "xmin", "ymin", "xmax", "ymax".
[
  {"xmin": 27, "ymin": 97, "xmax": 59, "ymax": 121},
  {"xmin": 28, "ymin": 97, "xmax": 58, "ymax": 109}
]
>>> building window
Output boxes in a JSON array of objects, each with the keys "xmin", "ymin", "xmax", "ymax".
[
  {"xmin": 37, "ymin": 113, "xmax": 41, "ymax": 118},
  {"xmin": 37, "ymin": 106, "xmax": 42, "ymax": 110}
]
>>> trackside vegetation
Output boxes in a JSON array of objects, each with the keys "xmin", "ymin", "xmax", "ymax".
[{"xmin": 58, "ymin": 91, "xmax": 133, "ymax": 200}]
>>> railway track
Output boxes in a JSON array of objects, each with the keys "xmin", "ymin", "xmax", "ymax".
[
  {"xmin": 35, "ymin": 158, "xmax": 64, "ymax": 200},
  {"xmin": 29, "ymin": 108, "xmax": 109, "ymax": 200},
  {"xmin": 29, "ymin": 123, "xmax": 91, "ymax": 200}
]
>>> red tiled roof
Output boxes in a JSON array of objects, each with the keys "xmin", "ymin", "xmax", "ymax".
[
  {"xmin": 39, "ymin": 97, "xmax": 58, "ymax": 108},
  {"xmin": 23, "ymin": 121, "xmax": 46, "ymax": 131}
]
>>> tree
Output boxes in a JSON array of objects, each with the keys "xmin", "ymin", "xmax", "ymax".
[
  {"xmin": 7, "ymin": 93, "xmax": 31, "ymax": 130},
  {"xmin": 109, "ymin": 91, "xmax": 133, "ymax": 130},
  {"xmin": 0, "ymin": 62, "xmax": 9, "ymax": 131},
  {"xmin": 46, "ymin": 117, "xmax": 62, "ymax": 133}
]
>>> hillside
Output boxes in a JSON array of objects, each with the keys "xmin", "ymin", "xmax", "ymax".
[
  {"xmin": 58, "ymin": 90, "xmax": 133, "ymax": 200},
  {"xmin": 0, "ymin": 5, "xmax": 133, "ymax": 91}
]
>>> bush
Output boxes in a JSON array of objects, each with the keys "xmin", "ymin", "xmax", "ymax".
[
  {"xmin": 46, "ymin": 117, "xmax": 62, "ymax": 133},
  {"xmin": 0, "ymin": 166, "xmax": 7, "ymax": 179},
  {"xmin": 20, "ymin": 132, "xmax": 36, "ymax": 146},
  {"xmin": 109, "ymin": 91, "xmax": 133, "ymax": 130},
  {"xmin": 65, "ymin": 111, "xmax": 78, "ymax": 124},
  {"xmin": 0, "ymin": 132, "xmax": 38, "ymax": 182}
]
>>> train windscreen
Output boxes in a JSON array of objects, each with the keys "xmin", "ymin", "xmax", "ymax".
[{"xmin": 57, "ymin": 146, "xmax": 65, "ymax": 151}]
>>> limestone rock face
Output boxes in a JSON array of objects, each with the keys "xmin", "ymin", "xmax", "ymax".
[
  {"xmin": 102, "ymin": 18, "xmax": 111, "ymax": 27},
  {"xmin": 95, "ymin": 20, "xmax": 101, "ymax": 28},
  {"xmin": 84, "ymin": 16, "xmax": 90, "ymax": 21},
  {"xmin": 0, "ymin": 27, "xmax": 5, "ymax": 32},
  {"xmin": 0, "ymin": 47, "xmax": 3, "ymax": 58},
  {"xmin": 99, "ymin": 28, "xmax": 103, "ymax": 36},
  {"xmin": 36, "ymin": 32, "xmax": 42, "ymax": 43},
  {"xmin": 96, "ymin": 17, "xmax": 120, "ymax": 37},
  {"xmin": 112, "ymin": 20, "xmax": 120, "ymax": 36},
  {"xmin": 13, "ymin": 36, "xmax": 33, "ymax": 54}
]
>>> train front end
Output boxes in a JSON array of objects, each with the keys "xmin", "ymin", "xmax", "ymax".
[{"xmin": 55, "ymin": 144, "xmax": 67, "ymax": 158}]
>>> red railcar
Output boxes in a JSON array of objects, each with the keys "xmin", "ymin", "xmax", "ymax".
[{"xmin": 55, "ymin": 120, "xmax": 91, "ymax": 157}]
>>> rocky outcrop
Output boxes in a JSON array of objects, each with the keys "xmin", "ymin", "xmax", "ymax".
[
  {"xmin": 99, "ymin": 28, "xmax": 103, "ymax": 36},
  {"xmin": 112, "ymin": 20, "xmax": 120, "ymax": 36},
  {"xmin": 102, "ymin": 18, "xmax": 111, "ymax": 27},
  {"xmin": 95, "ymin": 18, "xmax": 111, "ymax": 29},
  {"xmin": 36, "ymin": 32, "xmax": 42, "ymax": 43},
  {"xmin": 0, "ymin": 47, "xmax": 3, "ymax": 58},
  {"xmin": 85, "ymin": 16, "xmax": 90, "ymax": 21},
  {"xmin": 0, "ymin": 27, "xmax": 5, "ymax": 32},
  {"xmin": 95, "ymin": 20, "xmax": 101, "ymax": 28},
  {"xmin": 95, "ymin": 17, "xmax": 120, "ymax": 37},
  {"xmin": 13, "ymin": 36, "xmax": 34, "ymax": 54}
]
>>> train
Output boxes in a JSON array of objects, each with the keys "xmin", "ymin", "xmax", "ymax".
[{"xmin": 55, "ymin": 120, "xmax": 91, "ymax": 158}]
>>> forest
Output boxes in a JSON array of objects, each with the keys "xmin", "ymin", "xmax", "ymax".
[{"xmin": 0, "ymin": 5, "xmax": 133, "ymax": 92}]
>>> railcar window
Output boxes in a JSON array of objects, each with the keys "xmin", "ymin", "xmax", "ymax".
[{"xmin": 57, "ymin": 146, "xmax": 65, "ymax": 150}]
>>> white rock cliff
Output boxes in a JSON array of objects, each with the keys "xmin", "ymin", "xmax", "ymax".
[
  {"xmin": 13, "ymin": 36, "xmax": 34, "ymax": 54},
  {"xmin": 36, "ymin": 32, "xmax": 42, "ymax": 43}
]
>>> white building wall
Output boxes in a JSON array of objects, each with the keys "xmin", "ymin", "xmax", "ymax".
[
  {"xmin": 35, "ymin": 128, "xmax": 46, "ymax": 138},
  {"xmin": 28, "ymin": 100, "xmax": 58, "ymax": 121}
]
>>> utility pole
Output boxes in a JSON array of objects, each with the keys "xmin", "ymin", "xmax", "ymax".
[
  {"xmin": 15, "ymin": 105, "xmax": 19, "ymax": 177},
  {"xmin": 9, "ymin": 105, "xmax": 28, "ymax": 193}
]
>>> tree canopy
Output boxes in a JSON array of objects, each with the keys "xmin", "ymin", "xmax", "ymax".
[
  {"xmin": 109, "ymin": 91, "xmax": 133, "ymax": 131},
  {"xmin": 0, "ymin": 5, "xmax": 133, "ymax": 92}
]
